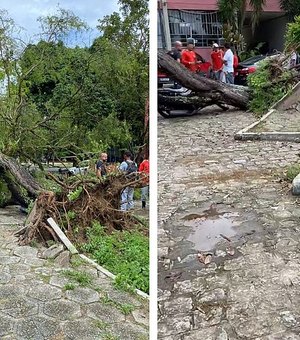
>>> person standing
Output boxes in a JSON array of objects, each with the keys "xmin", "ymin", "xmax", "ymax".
[
  {"xmin": 168, "ymin": 41, "xmax": 182, "ymax": 62},
  {"xmin": 119, "ymin": 151, "xmax": 137, "ymax": 211},
  {"xmin": 181, "ymin": 41, "xmax": 201, "ymax": 72},
  {"xmin": 210, "ymin": 43, "xmax": 224, "ymax": 80},
  {"xmin": 223, "ymin": 43, "xmax": 234, "ymax": 84},
  {"xmin": 95, "ymin": 152, "xmax": 108, "ymax": 178},
  {"xmin": 138, "ymin": 151, "xmax": 149, "ymax": 209}
]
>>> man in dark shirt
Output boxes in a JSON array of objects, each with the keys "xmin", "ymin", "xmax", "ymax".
[
  {"xmin": 168, "ymin": 41, "xmax": 182, "ymax": 62},
  {"xmin": 95, "ymin": 152, "xmax": 108, "ymax": 178}
]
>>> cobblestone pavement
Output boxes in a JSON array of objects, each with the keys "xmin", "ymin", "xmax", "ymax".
[
  {"xmin": 0, "ymin": 206, "xmax": 148, "ymax": 340},
  {"xmin": 252, "ymin": 107, "xmax": 300, "ymax": 133},
  {"xmin": 158, "ymin": 108, "xmax": 300, "ymax": 339}
]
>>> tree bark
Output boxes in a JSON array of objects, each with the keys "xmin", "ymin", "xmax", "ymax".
[
  {"xmin": 0, "ymin": 152, "xmax": 42, "ymax": 203},
  {"xmin": 158, "ymin": 50, "xmax": 250, "ymax": 109}
]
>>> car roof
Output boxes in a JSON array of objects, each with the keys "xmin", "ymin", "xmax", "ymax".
[{"xmin": 239, "ymin": 55, "xmax": 265, "ymax": 66}]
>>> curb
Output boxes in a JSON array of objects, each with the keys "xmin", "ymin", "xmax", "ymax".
[{"xmin": 47, "ymin": 218, "xmax": 149, "ymax": 300}]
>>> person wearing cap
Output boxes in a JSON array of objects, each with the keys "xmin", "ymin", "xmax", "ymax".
[
  {"xmin": 168, "ymin": 41, "xmax": 182, "ymax": 62},
  {"xmin": 211, "ymin": 43, "xmax": 224, "ymax": 80},
  {"xmin": 181, "ymin": 41, "xmax": 201, "ymax": 72}
]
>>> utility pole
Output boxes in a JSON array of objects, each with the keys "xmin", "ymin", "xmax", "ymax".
[{"xmin": 160, "ymin": 0, "xmax": 172, "ymax": 50}]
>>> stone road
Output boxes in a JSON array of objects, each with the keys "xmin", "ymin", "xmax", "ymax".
[
  {"xmin": 0, "ymin": 206, "xmax": 148, "ymax": 340},
  {"xmin": 158, "ymin": 108, "xmax": 300, "ymax": 339}
]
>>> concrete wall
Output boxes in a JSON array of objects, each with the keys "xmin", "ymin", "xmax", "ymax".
[{"xmin": 255, "ymin": 16, "xmax": 288, "ymax": 51}]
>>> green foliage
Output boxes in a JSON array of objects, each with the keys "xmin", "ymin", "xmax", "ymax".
[
  {"xmin": 63, "ymin": 283, "xmax": 76, "ymax": 291},
  {"xmin": 239, "ymin": 42, "xmax": 265, "ymax": 61},
  {"xmin": 285, "ymin": 15, "xmax": 300, "ymax": 53},
  {"xmin": 67, "ymin": 187, "xmax": 83, "ymax": 201},
  {"xmin": 248, "ymin": 59, "xmax": 293, "ymax": 115},
  {"xmin": 133, "ymin": 188, "xmax": 141, "ymax": 201},
  {"xmin": 37, "ymin": 7, "xmax": 88, "ymax": 42},
  {"xmin": 82, "ymin": 222, "xmax": 149, "ymax": 293},
  {"xmin": 0, "ymin": 177, "xmax": 11, "ymax": 207},
  {"xmin": 101, "ymin": 293, "xmax": 136, "ymax": 315},
  {"xmin": 66, "ymin": 210, "xmax": 76, "ymax": 220},
  {"xmin": 62, "ymin": 270, "xmax": 93, "ymax": 287},
  {"xmin": 286, "ymin": 164, "xmax": 300, "ymax": 182},
  {"xmin": 280, "ymin": 0, "xmax": 300, "ymax": 20},
  {"xmin": 218, "ymin": 0, "xmax": 265, "ymax": 51},
  {"xmin": 0, "ymin": 2, "xmax": 147, "ymax": 163}
]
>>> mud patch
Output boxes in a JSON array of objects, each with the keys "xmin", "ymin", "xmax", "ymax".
[{"xmin": 184, "ymin": 212, "xmax": 239, "ymax": 252}]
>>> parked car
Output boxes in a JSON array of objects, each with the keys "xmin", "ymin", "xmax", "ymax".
[
  {"xmin": 234, "ymin": 53, "xmax": 281, "ymax": 86},
  {"xmin": 234, "ymin": 55, "xmax": 265, "ymax": 85}
]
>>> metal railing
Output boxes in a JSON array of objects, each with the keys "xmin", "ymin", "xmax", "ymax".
[{"xmin": 168, "ymin": 10, "xmax": 223, "ymax": 47}]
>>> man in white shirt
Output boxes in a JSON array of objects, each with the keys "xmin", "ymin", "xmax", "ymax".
[{"xmin": 223, "ymin": 43, "xmax": 234, "ymax": 84}]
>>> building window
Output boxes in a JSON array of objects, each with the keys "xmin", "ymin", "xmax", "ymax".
[{"xmin": 168, "ymin": 10, "xmax": 223, "ymax": 47}]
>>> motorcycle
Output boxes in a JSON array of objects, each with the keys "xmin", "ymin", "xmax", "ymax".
[
  {"xmin": 158, "ymin": 83, "xmax": 200, "ymax": 118},
  {"xmin": 158, "ymin": 79, "xmax": 230, "ymax": 119}
]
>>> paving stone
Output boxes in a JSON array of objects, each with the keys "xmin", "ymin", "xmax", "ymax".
[
  {"xmin": 132, "ymin": 308, "xmax": 149, "ymax": 327},
  {"xmin": 0, "ymin": 297, "xmax": 39, "ymax": 318},
  {"xmin": 60, "ymin": 319, "xmax": 104, "ymax": 340},
  {"xmin": 24, "ymin": 257, "xmax": 46, "ymax": 267},
  {"xmin": 66, "ymin": 287, "xmax": 99, "ymax": 304},
  {"xmin": 86, "ymin": 302, "xmax": 126, "ymax": 323},
  {"xmin": 105, "ymin": 288, "xmax": 142, "ymax": 307},
  {"xmin": 163, "ymin": 297, "xmax": 193, "ymax": 314},
  {"xmin": 158, "ymin": 110, "xmax": 300, "ymax": 338},
  {"xmin": 41, "ymin": 244, "xmax": 64, "ymax": 259},
  {"xmin": 0, "ymin": 206, "xmax": 148, "ymax": 338},
  {"xmin": 44, "ymin": 299, "xmax": 82, "ymax": 320},
  {"xmin": 13, "ymin": 246, "xmax": 38, "ymax": 258},
  {"xmin": 49, "ymin": 275, "xmax": 72, "ymax": 288},
  {"xmin": 0, "ymin": 256, "xmax": 20, "ymax": 265},
  {"xmin": 27, "ymin": 283, "xmax": 62, "ymax": 302},
  {"xmin": 112, "ymin": 321, "xmax": 148, "ymax": 340},
  {"xmin": 54, "ymin": 250, "xmax": 70, "ymax": 267},
  {"xmin": 0, "ymin": 313, "xmax": 15, "ymax": 337},
  {"xmin": 15, "ymin": 316, "xmax": 61, "ymax": 339},
  {"xmin": 0, "ymin": 272, "xmax": 11, "ymax": 284}
]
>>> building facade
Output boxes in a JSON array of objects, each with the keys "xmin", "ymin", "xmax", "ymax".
[{"xmin": 158, "ymin": 0, "xmax": 287, "ymax": 60}]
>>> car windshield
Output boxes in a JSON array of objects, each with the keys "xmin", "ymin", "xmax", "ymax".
[{"xmin": 240, "ymin": 55, "xmax": 265, "ymax": 66}]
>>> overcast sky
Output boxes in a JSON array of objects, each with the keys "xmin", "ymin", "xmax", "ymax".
[{"xmin": 1, "ymin": 0, "xmax": 119, "ymax": 46}]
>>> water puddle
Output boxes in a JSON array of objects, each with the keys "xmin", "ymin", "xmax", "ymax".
[{"xmin": 183, "ymin": 207, "xmax": 239, "ymax": 251}]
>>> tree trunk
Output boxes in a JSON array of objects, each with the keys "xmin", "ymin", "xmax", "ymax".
[
  {"xmin": 158, "ymin": 50, "xmax": 250, "ymax": 109},
  {"xmin": 0, "ymin": 152, "xmax": 42, "ymax": 205}
]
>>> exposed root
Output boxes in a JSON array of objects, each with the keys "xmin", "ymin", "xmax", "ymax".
[{"xmin": 18, "ymin": 173, "xmax": 147, "ymax": 246}]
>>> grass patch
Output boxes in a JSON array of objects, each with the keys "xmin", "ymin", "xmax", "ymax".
[
  {"xmin": 63, "ymin": 283, "xmax": 76, "ymax": 291},
  {"xmin": 62, "ymin": 270, "xmax": 93, "ymax": 287},
  {"xmin": 103, "ymin": 334, "xmax": 119, "ymax": 340},
  {"xmin": 286, "ymin": 164, "xmax": 300, "ymax": 182},
  {"xmin": 101, "ymin": 293, "xmax": 135, "ymax": 315},
  {"xmin": 94, "ymin": 320, "xmax": 109, "ymax": 330},
  {"xmin": 82, "ymin": 222, "xmax": 149, "ymax": 294},
  {"xmin": 70, "ymin": 255, "xmax": 85, "ymax": 268}
]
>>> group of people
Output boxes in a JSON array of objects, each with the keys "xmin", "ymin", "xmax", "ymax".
[
  {"xmin": 169, "ymin": 40, "xmax": 239, "ymax": 84},
  {"xmin": 95, "ymin": 151, "xmax": 149, "ymax": 212}
]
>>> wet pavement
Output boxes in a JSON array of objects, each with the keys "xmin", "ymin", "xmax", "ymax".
[
  {"xmin": 0, "ymin": 206, "xmax": 149, "ymax": 339},
  {"xmin": 158, "ymin": 107, "xmax": 300, "ymax": 339}
]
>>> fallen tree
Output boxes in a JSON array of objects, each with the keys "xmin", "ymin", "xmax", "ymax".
[
  {"xmin": 0, "ymin": 153, "xmax": 42, "ymax": 207},
  {"xmin": 17, "ymin": 173, "xmax": 145, "ymax": 246},
  {"xmin": 0, "ymin": 152, "xmax": 146, "ymax": 245},
  {"xmin": 158, "ymin": 50, "xmax": 250, "ymax": 110}
]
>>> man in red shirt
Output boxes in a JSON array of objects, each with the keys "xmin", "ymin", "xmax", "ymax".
[
  {"xmin": 211, "ymin": 43, "xmax": 223, "ymax": 80},
  {"xmin": 181, "ymin": 42, "xmax": 201, "ymax": 72},
  {"xmin": 138, "ymin": 151, "xmax": 149, "ymax": 209}
]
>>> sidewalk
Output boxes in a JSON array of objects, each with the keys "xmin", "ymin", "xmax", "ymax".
[{"xmin": 0, "ymin": 206, "xmax": 149, "ymax": 340}]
